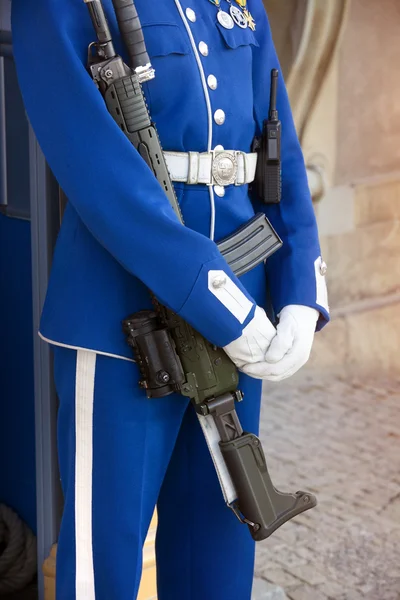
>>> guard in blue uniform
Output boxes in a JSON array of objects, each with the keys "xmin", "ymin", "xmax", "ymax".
[{"xmin": 12, "ymin": 0, "xmax": 329, "ymax": 598}]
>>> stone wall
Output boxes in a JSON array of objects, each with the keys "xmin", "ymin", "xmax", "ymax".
[
  {"xmin": 335, "ymin": 0, "xmax": 400, "ymax": 183},
  {"xmin": 310, "ymin": 176, "xmax": 400, "ymax": 374},
  {"xmin": 307, "ymin": 0, "xmax": 400, "ymax": 376}
]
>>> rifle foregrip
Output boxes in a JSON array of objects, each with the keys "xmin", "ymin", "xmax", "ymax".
[
  {"xmin": 104, "ymin": 75, "xmax": 183, "ymax": 221},
  {"xmin": 111, "ymin": 0, "xmax": 150, "ymax": 69},
  {"xmin": 105, "ymin": 75, "xmax": 151, "ymax": 135}
]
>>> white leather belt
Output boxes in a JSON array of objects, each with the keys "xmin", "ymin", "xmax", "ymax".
[{"xmin": 163, "ymin": 150, "xmax": 257, "ymax": 186}]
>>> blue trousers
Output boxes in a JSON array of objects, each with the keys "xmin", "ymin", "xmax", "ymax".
[{"xmin": 53, "ymin": 345, "xmax": 263, "ymax": 600}]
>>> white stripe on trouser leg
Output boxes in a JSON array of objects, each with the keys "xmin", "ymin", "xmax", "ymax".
[
  {"xmin": 197, "ymin": 414, "xmax": 237, "ymax": 505},
  {"xmin": 75, "ymin": 350, "xmax": 97, "ymax": 600}
]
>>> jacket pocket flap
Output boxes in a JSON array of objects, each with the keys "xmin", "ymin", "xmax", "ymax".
[
  {"xmin": 216, "ymin": 21, "xmax": 259, "ymax": 49},
  {"xmin": 142, "ymin": 23, "xmax": 190, "ymax": 57}
]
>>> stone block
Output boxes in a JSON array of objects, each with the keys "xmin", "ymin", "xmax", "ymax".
[
  {"xmin": 308, "ymin": 316, "xmax": 347, "ymax": 370},
  {"xmin": 259, "ymin": 568, "xmax": 302, "ymax": 589},
  {"xmin": 314, "ymin": 579, "xmax": 349, "ymax": 600},
  {"xmin": 354, "ymin": 178, "xmax": 400, "ymax": 227},
  {"xmin": 380, "ymin": 495, "xmax": 400, "ymax": 522},
  {"xmin": 346, "ymin": 302, "xmax": 400, "ymax": 374},
  {"xmin": 321, "ymin": 220, "xmax": 400, "ymax": 307},
  {"xmin": 287, "ymin": 583, "xmax": 328, "ymax": 600},
  {"xmin": 308, "ymin": 299, "xmax": 400, "ymax": 376},
  {"xmin": 288, "ymin": 564, "xmax": 326, "ymax": 586},
  {"xmin": 316, "ymin": 185, "xmax": 355, "ymax": 237},
  {"xmin": 252, "ymin": 578, "xmax": 289, "ymax": 600}
]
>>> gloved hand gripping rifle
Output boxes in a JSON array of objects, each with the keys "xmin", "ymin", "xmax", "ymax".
[{"xmin": 84, "ymin": 0, "xmax": 317, "ymax": 541}]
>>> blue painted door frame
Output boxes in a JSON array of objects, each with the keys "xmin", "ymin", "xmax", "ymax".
[{"xmin": 1, "ymin": 1, "xmax": 63, "ymax": 597}]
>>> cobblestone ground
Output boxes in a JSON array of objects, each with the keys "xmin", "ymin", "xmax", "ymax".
[{"xmin": 254, "ymin": 370, "xmax": 400, "ymax": 600}]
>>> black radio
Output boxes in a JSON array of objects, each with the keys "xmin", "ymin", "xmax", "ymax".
[{"xmin": 252, "ymin": 68, "xmax": 282, "ymax": 204}]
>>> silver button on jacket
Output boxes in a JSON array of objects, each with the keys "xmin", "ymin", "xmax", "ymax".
[
  {"xmin": 212, "ymin": 275, "xmax": 227, "ymax": 289},
  {"xmin": 214, "ymin": 109, "xmax": 225, "ymax": 125},
  {"xmin": 186, "ymin": 7, "xmax": 196, "ymax": 22},
  {"xmin": 208, "ymin": 75, "xmax": 217, "ymax": 90},
  {"xmin": 214, "ymin": 186, "xmax": 225, "ymax": 197},
  {"xmin": 199, "ymin": 41, "xmax": 209, "ymax": 56}
]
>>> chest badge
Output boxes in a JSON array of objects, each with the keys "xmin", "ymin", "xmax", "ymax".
[
  {"xmin": 230, "ymin": 5, "xmax": 248, "ymax": 28},
  {"xmin": 208, "ymin": 0, "xmax": 235, "ymax": 29},
  {"xmin": 217, "ymin": 9, "xmax": 235, "ymax": 29},
  {"xmin": 234, "ymin": 0, "xmax": 256, "ymax": 30},
  {"xmin": 243, "ymin": 8, "xmax": 256, "ymax": 30}
]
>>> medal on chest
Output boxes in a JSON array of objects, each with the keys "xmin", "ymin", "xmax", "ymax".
[
  {"xmin": 208, "ymin": 0, "xmax": 235, "ymax": 29},
  {"xmin": 230, "ymin": 6, "xmax": 248, "ymax": 28},
  {"xmin": 224, "ymin": 0, "xmax": 248, "ymax": 28},
  {"xmin": 234, "ymin": 0, "xmax": 256, "ymax": 30}
]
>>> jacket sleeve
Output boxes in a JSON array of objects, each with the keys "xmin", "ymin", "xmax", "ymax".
[
  {"xmin": 11, "ymin": 0, "xmax": 256, "ymax": 347},
  {"xmin": 250, "ymin": 1, "xmax": 329, "ymax": 331}
]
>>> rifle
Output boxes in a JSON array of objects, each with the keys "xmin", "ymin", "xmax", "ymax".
[{"xmin": 84, "ymin": 0, "xmax": 317, "ymax": 541}]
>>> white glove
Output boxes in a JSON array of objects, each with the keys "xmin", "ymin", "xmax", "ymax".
[
  {"xmin": 240, "ymin": 305, "xmax": 319, "ymax": 382},
  {"xmin": 223, "ymin": 306, "xmax": 277, "ymax": 369}
]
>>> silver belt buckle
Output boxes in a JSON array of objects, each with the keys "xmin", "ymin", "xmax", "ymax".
[{"xmin": 211, "ymin": 151, "xmax": 238, "ymax": 187}]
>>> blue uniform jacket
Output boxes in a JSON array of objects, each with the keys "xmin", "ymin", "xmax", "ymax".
[{"xmin": 11, "ymin": 0, "xmax": 329, "ymax": 360}]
